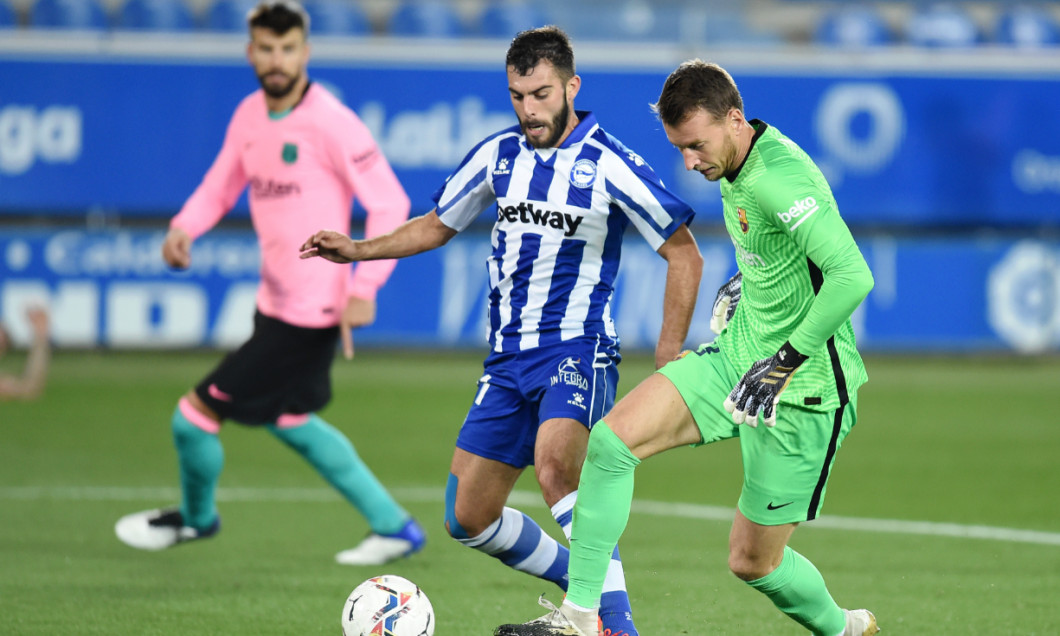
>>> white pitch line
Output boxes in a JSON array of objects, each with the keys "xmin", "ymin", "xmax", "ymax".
[{"xmin": 3, "ymin": 485, "xmax": 1059, "ymax": 547}]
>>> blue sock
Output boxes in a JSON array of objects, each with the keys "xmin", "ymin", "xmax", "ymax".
[
  {"xmin": 552, "ymin": 491, "xmax": 638, "ymax": 635},
  {"xmin": 457, "ymin": 507, "xmax": 569, "ymax": 588},
  {"xmin": 268, "ymin": 414, "xmax": 409, "ymax": 535},
  {"xmin": 172, "ymin": 406, "xmax": 223, "ymax": 531}
]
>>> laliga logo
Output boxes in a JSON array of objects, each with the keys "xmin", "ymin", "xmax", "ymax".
[
  {"xmin": 0, "ymin": 104, "xmax": 82, "ymax": 175},
  {"xmin": 987, "ymin": 241, "xmax": 1060, "ymax": 353}
]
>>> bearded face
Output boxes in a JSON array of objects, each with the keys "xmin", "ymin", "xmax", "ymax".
[
  {"xmin": 247, "ymin": 27, "xmax": 309, "ymax": 101},
  {"xmin": 520, "ymin": 98, "xmax": 571, "ymax": 149},
  {"xmin": 508, "ymin": 61, "xmax": 579, "ymax": 150}
]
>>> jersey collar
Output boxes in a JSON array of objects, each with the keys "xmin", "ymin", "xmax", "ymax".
[
  {"xmin": 561, "ymin": 110, "xmax": 597, "ymax": 148},
  {"xmin": 725, "ymin": 118, "xmax": 768, "ymax": 183},
  {"xmin": 266, "ymin": 80, "xmax": 314, "ymax": 120}
]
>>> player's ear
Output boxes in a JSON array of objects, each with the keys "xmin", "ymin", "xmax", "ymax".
[
  {"xmin": 245, "ymin": 39, "xmax": 255, "ymax": 65},
  {"xmin": 565, "ymin": 74, "xmax": 581, "ymax": 102},
  {"xmin": 729, "ymin": 108, "xmax": 743, "ymax": 129}
]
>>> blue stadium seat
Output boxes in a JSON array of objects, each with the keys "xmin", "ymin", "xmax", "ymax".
[
  {"xmin": 543, "ymin": 2, "xmax": 776, "ymax": 46},
  {"xmin": 204, "ymin": 0, "xmax": 257, "ymax": 32},
  {"xmin": 30, "ymin": 0, "xmax": 109, "ymax": 29},
  {"xmin": 303, "ymin": 0, "xmax": 371, "ymax": 36},
  {"xmin": 476, "ymin": 1, "xmax": 550, "ymax": 39},
  {"xmin": 0, "ymin": 0, "xmax": 17, "ymax": 27},
  {"xmin": 814, "ymin": 5, "xmax": 892, "ymax": 47},
  {"xmin": 118, "ymin": 0, "xmax": 195, "ymax": 31},
  {"xmin": 545, "ymin": 0, "xmax": 676, "ymax": 42},
  {"xmin": 905, "ymin": 3, "xmax": 982, "ymax": 47},
  {"xmin": 0, "ymin": 0, "xmax": 17, "ymax": 28},
  {"xmin": 387, "ymin": 0, "xmax": 465, "ymax": 38},
  {"xmin": 996, "ymin": 5, "xmax": 1060, "ymax": 48},
  {"xmin": 702, "ymin": 9, "xmax": 781, "ymax": 46}
]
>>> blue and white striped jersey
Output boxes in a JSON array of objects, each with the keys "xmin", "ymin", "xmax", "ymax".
[{"xmin": 432, "ymin": 111, "xmax": 695, "ymax": 355}]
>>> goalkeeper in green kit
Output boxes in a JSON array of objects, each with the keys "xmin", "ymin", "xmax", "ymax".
[{"xmin": 495, "ymin": 60, "xmax": 879, "ymax": 636}]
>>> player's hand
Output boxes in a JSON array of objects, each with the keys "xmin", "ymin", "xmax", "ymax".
[
  {"xmin": 723, "ymin": 341, "xmax": 807, "ymax": 428},
  {"xmin": 709, "ymin": 272, "xmax": 741, "ymax": 335},
  {"xmin": 25, "ymin": 306, "xmax": 49, "ymax": 340},
  {"xmin": 340, "ymin": 296, "xmax": 376, "ymax": 360},
  {"xmin": 162, "ymin": 227, "xmax": 192, "ymax": 269},
  {"xmin": 300, "ymin": 230, "xmax": 360, "ymax": 264}
]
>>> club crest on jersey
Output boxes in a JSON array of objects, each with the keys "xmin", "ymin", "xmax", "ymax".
[
  {"xmin": 494, "ymin": 157, "xmax": 511, "ymax": 176},
  {"xmin": 569, "ymin": 159, "xmax": 597, "ymax": 189},
  {"xmin": 737, "ymin": 207, "xmax": 749, "ymax": 233},
  {"xmin": 552, "ymin": 357, "xmax": 589, "ymax": 390},
  {"xmin": 282, "ymin": 142, "xmax": 298, "ymax": 164}
]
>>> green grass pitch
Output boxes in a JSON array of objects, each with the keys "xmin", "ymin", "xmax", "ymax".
[{"xmin": 2, "ymin": 349, "xmax": 1059, "ymax": 634}]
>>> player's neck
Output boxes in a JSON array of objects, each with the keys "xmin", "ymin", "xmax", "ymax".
[
  {"xmin": 550, "ymin": 112, "xmax": 581, "ymax": 149},
  {"xmin": 728, "ymin": 124, "xmax": 756, "ymax": 177},
  {"xmin": 265, "ymin": 76, "xmax": 310, "ymax": 115}
]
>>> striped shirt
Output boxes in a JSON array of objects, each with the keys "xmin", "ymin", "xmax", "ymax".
[{"xmin": 432, "ymin": 111, "xmax": 694, "ymax": 354}]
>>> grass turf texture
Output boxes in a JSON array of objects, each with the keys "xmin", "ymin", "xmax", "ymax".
[{"xmin": 1, "ymin": 350, "xmax": 1058, "ymax": 634}]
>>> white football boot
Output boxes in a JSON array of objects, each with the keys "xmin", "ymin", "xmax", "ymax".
[
  {"xmin": 841, "ymin": 609, "xmax": 880, "ymax": 636},
  {"xmin": 335, "ymin": 518, "xmax": 426, "ymax": 566},
  {"xmin": 115, "ymin": 507, "xmax": 220, "ymax": 551},
  {"xmin": 493, "ymin": 595, "xmax": 599, "ymax": 636}
]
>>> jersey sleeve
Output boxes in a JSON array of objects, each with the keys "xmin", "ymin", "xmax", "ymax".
[
  {"xmin": 170, "ymin": 110, "xmax": 248, "ymax": 239},
  {"xmin": 602, "ymin": 147, "xmax": 695, "ymax": 251},
  {"xmin": 757, "ymin": 168, "xmax": 874, "ymax": 355},
  {"xmin": 328, "ymin": 110, "xmax": 412, "ymax": 302},
  {"xmin": 431, "ymin": 136, "xmax": 499, "ymax": 233}
]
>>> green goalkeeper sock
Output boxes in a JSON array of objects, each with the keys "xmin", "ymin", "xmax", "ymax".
[
  {"xmin": 746, "ymin": 546, "xmax": 846, "ymax": 636},
  {"xmin": 566, "ymin": 421, "xmax": 640, "ymax": 609}
]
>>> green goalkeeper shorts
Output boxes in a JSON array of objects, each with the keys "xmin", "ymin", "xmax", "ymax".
[{"xmin": 658, "ymin": 342, "xmax": 859, "ymax": 526}]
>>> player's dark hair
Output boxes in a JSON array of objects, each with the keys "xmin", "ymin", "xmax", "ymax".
[
  {"xmin": 653, "ymin": 59, "xmax": 744, "ymax": 126},
  {"xmin": 247, "ymin": 0, "xmax": 310, "ymax": 37},
  {"xmin": 506, "ymin": 26, "xmax": 576, "ymax": 81}
]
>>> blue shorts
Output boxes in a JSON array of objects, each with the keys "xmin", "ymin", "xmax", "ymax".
[{"xmin": 455, "ymin": 338, "xmax": 620, "ymax": 468}]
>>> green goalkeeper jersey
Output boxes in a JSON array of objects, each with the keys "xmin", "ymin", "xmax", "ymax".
[{"xmin": 716, "ymin": 120, "xmax": 874, "ymax": 411}]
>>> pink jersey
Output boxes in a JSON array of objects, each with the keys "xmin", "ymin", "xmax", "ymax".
[{"xmin": 171, "ymin": 83, "xmax": 410, "ymax": 328}]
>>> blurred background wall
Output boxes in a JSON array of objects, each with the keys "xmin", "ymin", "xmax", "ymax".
[{"xmin": 1, "ymin": 0, "xmax": 1058, "ymax": 353}]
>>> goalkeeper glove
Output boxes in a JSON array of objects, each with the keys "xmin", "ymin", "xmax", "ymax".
[
  {"xmin": 709, "ymin": 272, "xmax": 742, "ymax": 335},
  {"xmin": 723, "ymin": 341, "xmax": 808, "ymax": 428}
]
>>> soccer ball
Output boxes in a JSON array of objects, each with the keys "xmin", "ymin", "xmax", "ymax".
[{"xmin": 341, "ymin": 574, "xmax": 435, "ymax": 636}]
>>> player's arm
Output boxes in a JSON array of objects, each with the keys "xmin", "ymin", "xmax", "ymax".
[
  {"xmin": 655, "ymin": 225, "xmax": 703, "ymax": 368},
  {"xmin": 330, "ymin": 111, "xmax": 413, "ymax": 300},
  {"xmin": 300, "ymin": 210, "xmax": 457, "ymax": 264},
  {"xmin": 765, "ymin": 185, "xmax": 874, "ymax": 356},
  {"xmin": 307, "ymin": 129, "xmax": 499, "ymax": 265},
  {"xmin": 602, "ymin": 146, "xmax": 702, "ymax": 365},
  {"xmin": 327, "ymin": 112, "xmax": 415, "ymax": 358},
  {"xmin": 0, "ymin": 307, "xmax": 50, "ymax": 401},
  {"xmin": 726, "ymin": 175, "xmax": 873, "ymax": 427},
  {"xmin": 165, "ymin": 110, "xmax": 249, "ymax": 269}
]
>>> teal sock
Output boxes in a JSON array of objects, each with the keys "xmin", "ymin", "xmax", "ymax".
[
  {"xmin": 746, "ymin": 546, "xmax": 846, "ymax": 636},
  {"xmin": 269, "ymin": 414, "xmax": 408, "ymax": 535},
  {"xmin": 172, "ymin": 406, "xmax": 223, "ymax": 531}
]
